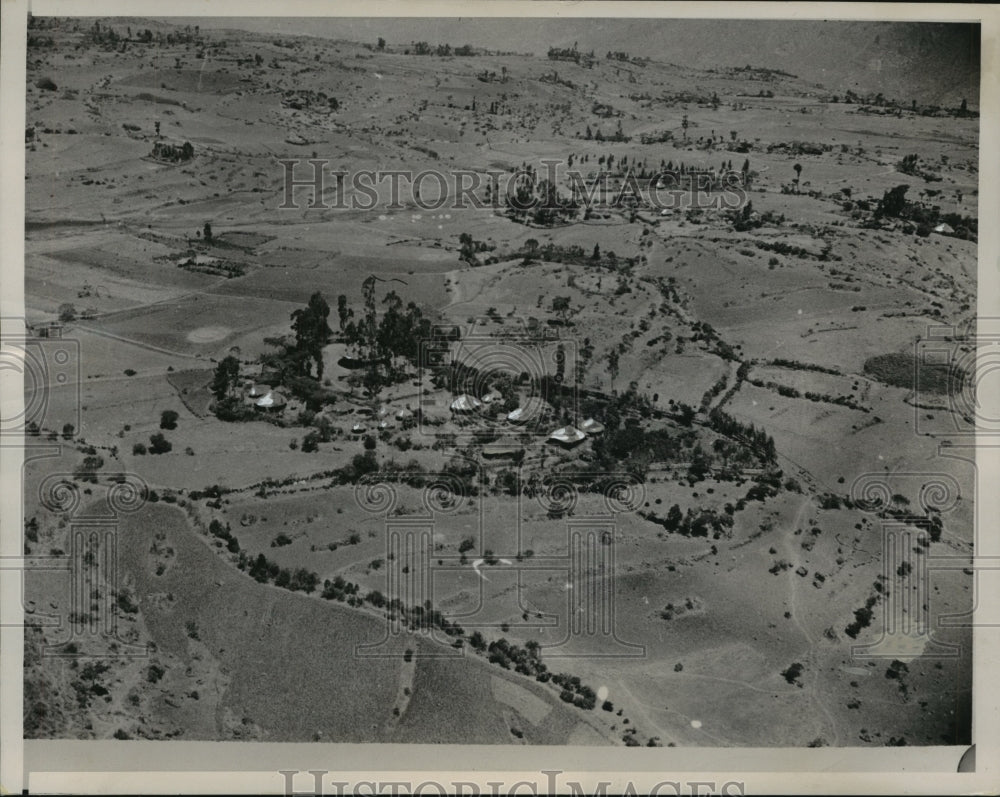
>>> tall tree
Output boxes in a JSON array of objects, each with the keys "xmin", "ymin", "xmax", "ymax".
[
  {"xmin": 361, "ymin": 277, "xmax": 378, "ymax": 360},
  {"xmin": 606, "ymin": 349, "xmax": 620, "ymax": 393},
  {"xmin": 290, "ymin": 292, "xmax": 333, "ymax": 378},
  {"xmin": 211, "ymin": 356, "xmax": 241, "ymax": 399},
  {"xmin": 377, "ymin": 291, "xmax": 405, "ymax": 371},
  {"xmin": 336, "ymin": 294, "xmax": 353, "ymax": 332},
  {"xmin": 551, "ymin": 296, "xmax": 571, "ymax": 324}
]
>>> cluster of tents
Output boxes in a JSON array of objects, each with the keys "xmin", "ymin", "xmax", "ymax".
[
  {"xmin": 547, "ymin": 418, "xmax": 605, "ymax": 447},
  {"xmin": 449, "ymin": 392, "xmax": 605, "ymax": 447},
  {"xmin": 240, "ymin": 381, "xmax": 604, "ymax": 449},
  {"xmin": 350, "ymin": 405, "xmax": 414, "ymax": 435},
  {"xmin": 449, "ymin": 393, "xmax": 548, "ymax": 423}
]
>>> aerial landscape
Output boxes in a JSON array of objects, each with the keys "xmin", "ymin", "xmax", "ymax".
[{"xmin": 18, "ymin": 16, "xmax": 979, "ymax": 748}]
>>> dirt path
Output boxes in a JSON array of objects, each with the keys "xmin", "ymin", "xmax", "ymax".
[{"xmin": 72, "ymin": 323, "xmax": 206, "ymax": 360}]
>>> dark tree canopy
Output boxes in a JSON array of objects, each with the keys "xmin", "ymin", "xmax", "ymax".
[
  {"xmin": 211, "ymin": 355, "xmax": 240, "ymax": 399},
  {"xmin": 290, "ymin": 292, "xmax": 333, "ymax": 378}
]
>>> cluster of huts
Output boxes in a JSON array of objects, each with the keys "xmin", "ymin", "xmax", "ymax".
[
  {"xmin": 447, "ymin": 391, "xmax": 605, "ymax": 449},
  {"xmin": 347, "ymin": 405, "xmax": 414, "ymax": 436},
  {"xmin": 237, "ymin": 377, "xmax": 605, "ymax": 456}
]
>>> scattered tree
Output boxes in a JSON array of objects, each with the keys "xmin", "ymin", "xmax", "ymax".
[{"xmin": 159, "ymin": 410, "xmax": 179, "ymax": 430}]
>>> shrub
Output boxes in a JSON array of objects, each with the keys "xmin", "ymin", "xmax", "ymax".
[
  {"xmin": 159, "ymin": 410, "xmax": 179, "ymax": 430},
  {"xmin": 132, "ymin": 443, "xmax": 147, "ymax": 456},
  {"xmin": 781, "ymin": 662, "xmax": 804, "ymax": 685},
  {"xmin": 148, "ymin": 433, "xmax": 172, "ymax": 455}
]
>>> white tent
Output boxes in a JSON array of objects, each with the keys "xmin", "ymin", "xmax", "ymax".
[
  {"xmin": 548, "ymin": 425, "xmax": 586, "ymax": 446},
  {"xmin": 351, "ymin": 421, "xmax": 367, "ymax": 434},
  {"xmin": 255, "ymin": 391, "xmax": 286, "ymax": 410},
  {"xmin": 507, "ymin": 397, "xmax": 547, "ymax": 424},
  {"xmin": 378, "ymin": 419, "xmax": 395, "ymax": 430},
  {"xmin": 481, "ymin": 388, "xmax": 503, "ymax": 404},
  {"xmin": 580, "ymin": 418, "xmax": 605, "ymax": 435},
  {"xmin": 248, "ymin": 383, "xmax": 272, "ymax": 398},
  {"xmin": 933, "ymin": 223, "xmax": 955, "ymax": 235},
  {"xmin": 395, "ymin": 407, "xmax": 414, "ymax": 420},
  {"xmin": 450, "ymin": 394, "xmax": 482, "ymax": 413}
]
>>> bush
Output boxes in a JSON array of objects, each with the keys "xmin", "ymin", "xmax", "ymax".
[
  {"xmin": 215, "ymin": 396, "xmax": 256, "ymax": 422},
  {"xmin": 159, "ymin": 410, "xmax": 179, "ymax": 430},
  {"xmin": 781, "ymin": 662, "xmax": 804, "ymax": 685},
  {"xmin": 148, "ymin": 433, "xmax": 172, "ymax": 455},
  {"xmin": 132, "ymin": 443, "xmax": 147, "ymax": 456}
]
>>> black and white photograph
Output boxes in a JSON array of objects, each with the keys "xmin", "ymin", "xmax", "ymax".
[{"xmin": 2, "ymin": 2, "xmax": 997, "ymax": 794}]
